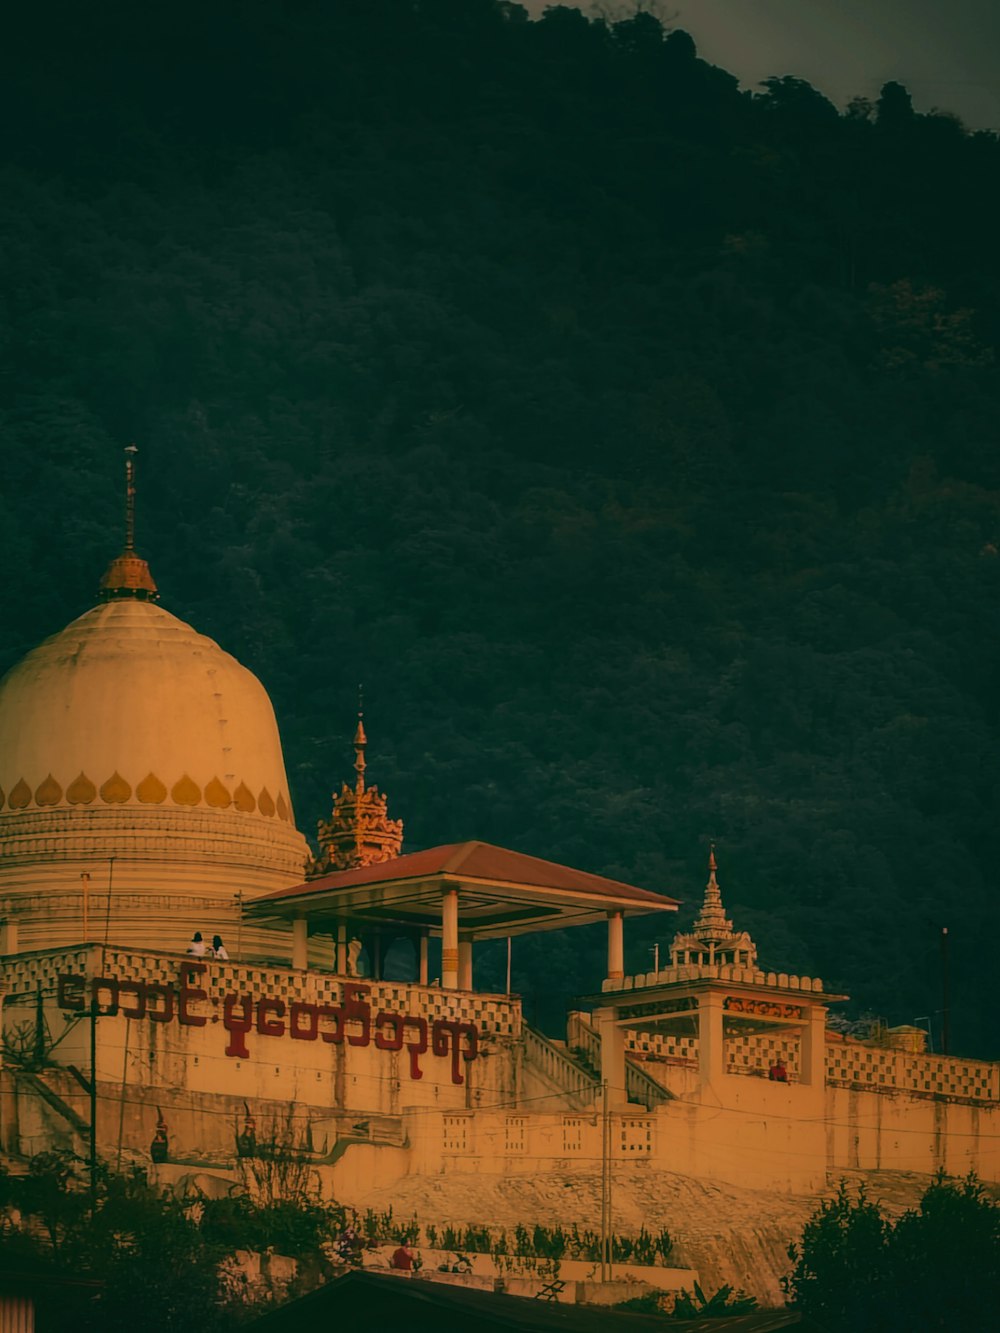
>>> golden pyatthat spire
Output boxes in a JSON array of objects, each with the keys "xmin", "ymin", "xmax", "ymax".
[
  {"xmin": 307, "ymin": 703, "xmax": 403, "ymax": 878},
  {"xmin": 693, "ymin": 841, "xmax": 733, "ymax": 941},
  {"xmin": 98, "ymin": 445, "xmax": 159, "ymax": 602},
  {"xmin": 668, "ymin": 844, "xmax": 758, "ymax": 973},
  {"xmin": 354, "ymin": 692, "xmax": 367, "ymax": 795}
]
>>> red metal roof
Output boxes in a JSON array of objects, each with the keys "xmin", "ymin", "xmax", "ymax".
[{"xmin": 253, "ymin": 840, "xmax": 678, "ymax": 910}]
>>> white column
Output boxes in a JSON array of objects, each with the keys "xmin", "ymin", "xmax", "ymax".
[
  {"xmin": 419, "ymin": 933, "xmax": 429, "ymax": 985},
  {"xmin": 594, "ymin": 1005, "xmax": 627, "ymax": 1105},
  {"xmin": 458, "ymin": 939, "xmax": 473, "ymax": 990},
  {"xmin": 441, "ymin": 889, "xmax": 459, "ymax": 989},
  {"xmin": 607, "ymin": 911, "xmax": 624, "ymax": 984},
  {"xmin": 697, "ymin": 992, "xmax": 725, "ymax": 1085},
  {"xmin": 292, "ymin": 918, "xmax": 308, "ymax": 971},
  {"xmin": 800, "ymin": 1004, "xmax": 827, "ymax": 1086},
  {"xmin": 336, "ymin": 925, "xmax": 348, "ymax": 975}
]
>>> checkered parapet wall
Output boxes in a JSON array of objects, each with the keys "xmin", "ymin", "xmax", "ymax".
[
  {"xmin": 824, "ymin": 1036, "xmax": 999, "ymax": 1104},
  {"xmin": 622, "ymin": 1027, "xmax": 801, "ymax": 1078},
  {"xmin": 0, "ymin": 944, "xmax": 521, "ymax": 1038},
  {"xmin": 622, "ymin": 1026, "xmax": 998, "ymax": 1103}
]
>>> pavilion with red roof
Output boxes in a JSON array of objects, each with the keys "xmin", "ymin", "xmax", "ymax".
[{"xmin": 246, "ymin": 839, "xmax": 679, "ymax": 990}]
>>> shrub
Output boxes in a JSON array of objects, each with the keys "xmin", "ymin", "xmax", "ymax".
[{"xmin": 784, "ymin": 1172, "xmax": 1000, "ymax": 1332}]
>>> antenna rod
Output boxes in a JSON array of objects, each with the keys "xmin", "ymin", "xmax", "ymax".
[
  {"xmin": 941, "ymin": 926, "xmax": 950, "ymax": 1055},
  {"xmin": 124, "ymin": 444, "xmax": 138, "ymax": 551}
]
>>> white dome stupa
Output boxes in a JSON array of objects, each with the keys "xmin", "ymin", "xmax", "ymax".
[{"xmin": 0, "ymin": 451, "xmax": 309, "ymax": 955}]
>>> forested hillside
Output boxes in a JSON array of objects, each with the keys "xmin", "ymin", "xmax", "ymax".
[{"xmin": 1, "ymin": 1, "xmax": 998, "ymax": 1053}]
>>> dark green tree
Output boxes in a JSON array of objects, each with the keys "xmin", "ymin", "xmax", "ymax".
[
  {"xmin": 784, "ymin": 1173, "xmax": 1000, "ymax": 1331},
  {"xmin": 889, "ymin": 1173, "xmax": 1000, "ymax": 1331},
  {"xmin": 783, "ymin": 1181, "xmax": 891, "ymax": 1329},
  {"xmin": 0, "ymin": 1154, "xmax": 246, "ymax": 1331}
]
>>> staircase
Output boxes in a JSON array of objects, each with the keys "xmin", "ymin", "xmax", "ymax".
[
  {"xmin": 521, "ymin": 1024, "xmax": 598, "ymax": 1110},
  {"xmin": 14, "ymin": 1069, "xmax": 90, "ymax": 1134},
  {"xmin": 522, "ymin": 1018, "xmax": 673, "ymax": 1111},
  {"xmin": 566, "ymin": 1012, "xmax": 673, "ymax": 1109}
]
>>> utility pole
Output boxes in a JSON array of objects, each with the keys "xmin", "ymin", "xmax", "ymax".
[
  {"xmin": 102, "ymin": 856, "xmax": 115, "ymax": 951},
  {"xmin": 600, "ymin": 1079, "xmax": 612, "ymax": 1283},
  {"xmin": 116, "ymin": 1019, "xmax": 131, "ymax": 1172},
  {"xmin": 89, "ymin": 996, "xmax": 98, "ymax": 1215},
  {"xmin": 81, "ymin": 873, "xmax": 90, "ymax": 939}
]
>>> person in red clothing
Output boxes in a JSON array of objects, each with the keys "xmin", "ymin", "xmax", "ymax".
[
  {"xmin": 391, "ymin": 1240, "xmax": 415, "ymax": 1271},
  {"xmin": 769, "ymin": 1058, "xmax": 789, "ymax": 1082}
]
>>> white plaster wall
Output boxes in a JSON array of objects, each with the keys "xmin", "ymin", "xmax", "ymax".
[
  {"xmin": 825, "ymin": 1085, "xmax": 996, "ymax": 1179},
  {"xmin": 3, "ymin": 948, "xmax": 997, "ymax": 1195}
]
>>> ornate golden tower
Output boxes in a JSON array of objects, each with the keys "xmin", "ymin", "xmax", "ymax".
[
  {"xmin": 669, "ymin": 846, "xmax": 758, "ymax": 971},
  {"xmin": 307, "ymin": 708, "xmax": 403, "ymax": 876}
]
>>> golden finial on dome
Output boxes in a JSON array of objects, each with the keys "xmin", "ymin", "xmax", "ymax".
[
  {"xmin": 98, "ymin": 445, "xmax": 159, "ymax": 602},
  {"xmin": 306, "ymin": 700, "xmax": 404, "ymax": 878}
]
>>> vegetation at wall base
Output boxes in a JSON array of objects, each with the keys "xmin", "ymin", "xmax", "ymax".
[
  {"xmin": 670, "ymin": 1283, "xmax": 759, "ymax": 1319},
  {"xmin": 0, "ymin": 1153, "xmax": 243, "ymax": 1331},
  {"xmin": 422, "ymin": 1217, "xmax": 672, "ymax": 1265},
  {"xmin": 0, "ymin": 1151, "xmax": 682, "ymax": 1326}
]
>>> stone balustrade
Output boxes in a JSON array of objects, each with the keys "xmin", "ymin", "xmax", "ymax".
[
  {"xmin": 0, "ymin": 943, "xmax": 521, "ymax": 1037},
  {"xmin": 565, "ymin": 1013, "xmax": 673, "ymax": 1106},
  {"xmin": 435, "ymin": 1110, "xmax": 656, "ymax": 1159},
  {"xmin": 603, "ymin": 964, "xmax": 826, "ymax": 993},
  {"xmin": 522, "ymin": 1024, "xmax": 597, "ymax": 1106}
]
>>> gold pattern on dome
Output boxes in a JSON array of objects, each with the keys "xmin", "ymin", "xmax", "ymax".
[
  {"xmin": 307, "ymin": 711, "xmax": 403, "ymax": 877},
  {"xmin": 9, "ymin": 779, "xmax": 32, "ymax": 810},
  {"xmin": 67, "ymin": 772, "xmax": 97, "ymax": 804},
  {"xmin": 35, "ymin": 774, "xmax": 63, "ymax": 806},
  {"xmin": 258, "ymin": 787, "xmax": 276, "ymax": 817},
  {"xmin": 171, "ymin": 775, "xmax": 202, "ymax": 807},
  {"xmin": 100, "ymin": 772, "xmax": 132, "ymax": 804},
  {"xmin": 233, "ymin": 782, "xmax": 256, "ymax": 813},
  {"xmin": 136, "ymin": 772, "xmax": 168, "ymax": 804},
  {"xmin": 205, "ymin": 777, "xmax": 232, "ymax": 809},
  {"xmin": 276, "ymin": 791, "xmax": 289, "ymax": 822},
  {"xmin": 0, "ymin": 787, "xmax": 5, "ymax": 811}
]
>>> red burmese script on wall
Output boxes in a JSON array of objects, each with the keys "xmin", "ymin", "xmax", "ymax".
[{"xmin": 57, "ymin": 966, "xmax": 479, "ymax": 1084}]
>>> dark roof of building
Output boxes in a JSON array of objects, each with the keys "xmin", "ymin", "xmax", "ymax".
[
  {"xmin": 248, "ymin": 1269, "xmax": 809, "ymax": 1333},
  {"xmin": 246, "ymin": 841, "xmax": 678, "ymax": 939}
]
